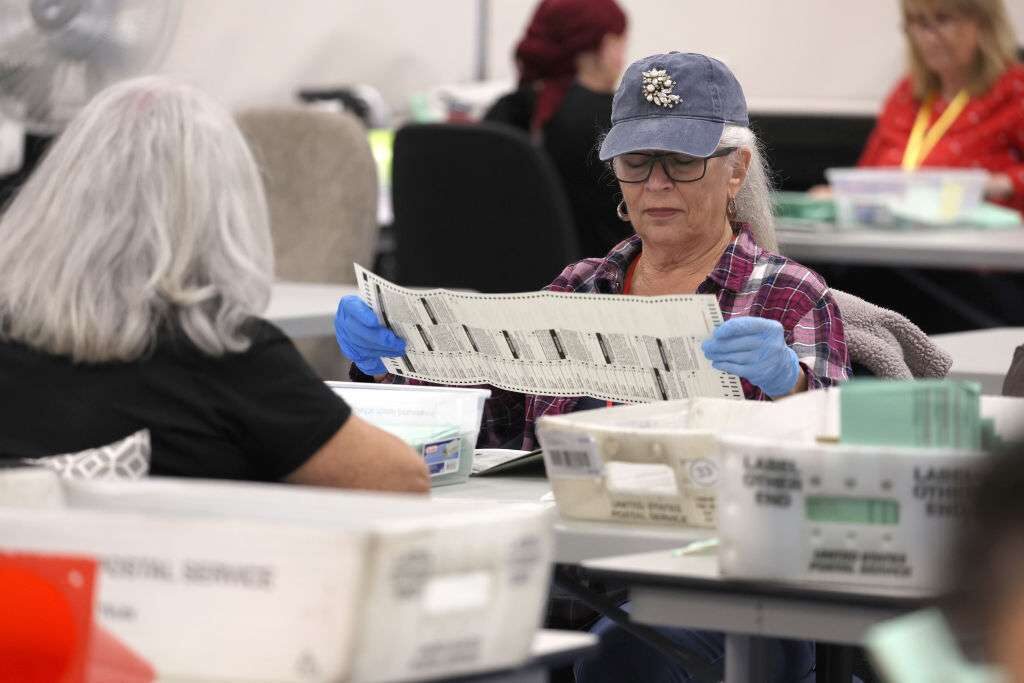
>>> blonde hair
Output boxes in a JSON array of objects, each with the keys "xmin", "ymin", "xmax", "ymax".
[
  {"xmin": 901, "ymin": 0, "xmax": 1019, "ymax": 98},
  {"xmin": 0, "ymin": 77, "xmax": 274, "ymax": 363}
]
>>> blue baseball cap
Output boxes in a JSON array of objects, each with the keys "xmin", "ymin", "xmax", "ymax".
[{"xmin": 599, "ymin": 52, "xmax": 749, "ymax": 161}]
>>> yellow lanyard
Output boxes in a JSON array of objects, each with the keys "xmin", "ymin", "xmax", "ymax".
[{"xmin": 901, "ymin": 89, "xmax": 970, "ymax": 170}]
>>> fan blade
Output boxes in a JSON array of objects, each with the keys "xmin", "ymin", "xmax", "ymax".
[
  {"xmin": 16, "ymin": 57, "xmax": 60, "ymax": 133},
  {"xmin": 0, "ymin": 0, "xmax": 184, "ymax": 131},
  {"xmin": 47, "ymin": 57, "xmax": 89, "ymax": 124},
  {"xmin": 0, "ymin": 27, "xmax": 47, "ymax": 68},
  {"xmin": 106, "ymin": 0, "xmax": 182, "ymax": 72},
  {"xmin": 89, "ymin": 34, "xmax": 145, "ymax": 78},
  {"xmin": 0, "ymin": 12, "xmax": 36, "ymax": 45},
  {"xmin": 83, "ymin": 57, "xmax": 108, "ymax": 97}
]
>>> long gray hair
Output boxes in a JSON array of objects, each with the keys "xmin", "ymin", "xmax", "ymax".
[
  {"xmin": 0, "ymin": 77, "xmax": 273, "ymax": 363},
  {"xmin": 720, "ymin": 124, "xmax": 777, "ymax": 252}
]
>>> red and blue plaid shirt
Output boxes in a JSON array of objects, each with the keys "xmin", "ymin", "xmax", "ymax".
[{"xmin": 364, "ymin": 225, "xmax": 850, "ymax": 449}]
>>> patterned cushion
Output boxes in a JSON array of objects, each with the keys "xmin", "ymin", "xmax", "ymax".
[{"xmin": 21, "ymin": 430, "xmax": 151, "ymax": 480}]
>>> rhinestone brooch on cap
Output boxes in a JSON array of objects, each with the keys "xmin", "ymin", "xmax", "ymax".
[{"xmin": 641, "ymin": 68, "xmax": 680, "ymax": 108}]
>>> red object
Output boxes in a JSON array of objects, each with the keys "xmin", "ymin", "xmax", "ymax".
[
  {"xmin": 0, "ymin": 554, "xmax": 95, "ymax": 683},
  {"xmin": 85, "ymin": 626, "xmax": 155, "ymax": 683},
  {"xmin": 858, "ymin": 63, "xmax": 1024, "ymax": 215},
  {"xmin": 0, "ymin": 553, "xmax": 155, "ymax": 683},
  {"xmin": 515, "ymin": 0, "xmax": 627, "ymax": 131}
]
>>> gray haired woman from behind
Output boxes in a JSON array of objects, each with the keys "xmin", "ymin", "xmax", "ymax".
[{"xmin": 0, "ymin": 76, "xmax": 427, "ymax": 492}]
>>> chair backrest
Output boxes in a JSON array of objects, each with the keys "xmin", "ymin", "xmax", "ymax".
[
  {"xmin": 236, "ymin": 107, "xmax": 378, "ymax": 379},
  {"xmin": 391, "ymin": 122, "xmax": 581, "ymax": 293},
  {"xmin": 749, "ymin": 113, "xmax": 876, "ymax": 191},
  {"xmin": 236, "ymin": 107, "xmax": 378, "ymax": 284}
]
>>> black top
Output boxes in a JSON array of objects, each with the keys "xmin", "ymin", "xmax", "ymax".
[
  {"xmin": 0, "ymin": 319, "xmax": 350, "ymax": 481},
  {"xmin": 484, "ymin": 82, "xmax": 630, "ymax": 258},
  {"xmin": 542, "ymin": 83, "xmax": 629, "ymax": 258},
  {"xmin": 483, "ymin": 86, "xmax": 536, "ymax": 132}
]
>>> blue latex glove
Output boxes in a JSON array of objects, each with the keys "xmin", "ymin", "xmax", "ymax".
[
  {"xmin": 334, "ymin": 295, "xmax": 406, "ymax": 376},
  {"xmin": 701, "ymin": 317, "xmax": 800, "ymax": 397}
]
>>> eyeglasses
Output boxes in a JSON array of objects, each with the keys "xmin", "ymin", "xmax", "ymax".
[
  {"xmin": 902, "ymin": 11, "xmax": 961, "ymax": 34},
  {"xmin": 611, "ymin": 147, "xmax": 737, "ymax": 184}
]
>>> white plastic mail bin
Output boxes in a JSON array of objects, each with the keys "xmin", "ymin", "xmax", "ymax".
[
  {"xmin": 826, "ymin": 167, "xmax": 987, "ymax": 227},
  {"xmin": 328, "ymin": 381, "xmax": 490, "ymax": 486},
  {"xmin": 716, "ymin": 434, "xmax": 983, "ymax": 591},
  {"xmin": 715, "ymin": 394, "xmax": 1024, "ymax": 591},
  {"xmin": 0, "ymin": 474, "xmax": 553, "ymax": 683},
  {"xmin": 535, "ymin": 398, "xmax": 804, "ymax": 528}
]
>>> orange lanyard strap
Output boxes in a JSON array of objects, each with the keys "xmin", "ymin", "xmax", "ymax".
[{"xmin": 902, "ymin": 89, "xmax": 970, "ymax": 171}]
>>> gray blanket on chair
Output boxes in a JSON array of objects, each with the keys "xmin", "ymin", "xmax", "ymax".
[{"xmin": 831, "ymin": 289, "xmax": 952, "ymax": 379}]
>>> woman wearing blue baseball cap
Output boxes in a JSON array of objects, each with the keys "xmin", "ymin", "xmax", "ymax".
[
  {"xmin": 569, "ymin": 51, "xmax": 833, "ymax": 683},
  {"xmin": 337, "ymin": 53, "xmax": 849, "ymax": 679},
  {"xmin": 338, "ymin": 51, "xmax": 849, "ymax": 427}
]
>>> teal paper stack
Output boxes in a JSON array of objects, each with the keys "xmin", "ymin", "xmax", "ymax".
[
  {"xmin": 865, "ymin": 609, "xmax": 1004, "ymax": 683},
  {"xmin": 840, "ymin": 379, "xmax": 982, "ymax": 449}
]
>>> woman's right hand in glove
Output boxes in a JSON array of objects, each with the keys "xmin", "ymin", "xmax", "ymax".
[{"xmin": 334, "ymin": 295, "xmax": 406, "ymax": 376}]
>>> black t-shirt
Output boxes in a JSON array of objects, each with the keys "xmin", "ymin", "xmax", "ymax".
[
  {"xmin": 542, "ymin": 83, "xmax": 630, "ymax": 258},
  {"xmin": 483, "ymin": 87, "xmax": 536, "ymax": 132},
  {"xmin": 0, "ymin": 319, "xmax": 350, "ymax": 481}
]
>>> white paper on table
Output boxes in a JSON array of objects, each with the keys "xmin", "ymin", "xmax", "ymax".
[
  {"xmin": 471, "ymin": 449, "xmax": 537, "ymax": 475},
  {"xmin": 354, "ymin": 265, "xmax": 743, "ymax": 404},
  {"xmin": 604, "ymin": 461, "xmax": 680, "ymax": 496}
]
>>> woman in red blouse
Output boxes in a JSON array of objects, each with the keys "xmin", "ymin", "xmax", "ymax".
[{"xmin": 860, "ymin": 0, "xmax": 1024, "ymax": 214}]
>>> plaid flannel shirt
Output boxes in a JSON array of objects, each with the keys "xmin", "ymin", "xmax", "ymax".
[{"xmin": 360, "ymin": 225, "xmax": 850, "ymax": 450}]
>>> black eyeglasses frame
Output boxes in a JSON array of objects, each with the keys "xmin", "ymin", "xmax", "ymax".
[{"xmin": 611, "ymin": 146, "xmax": 738, "ymax": 184}]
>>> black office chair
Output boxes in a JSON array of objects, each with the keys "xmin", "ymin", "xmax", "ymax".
[
  {"xmin": 390, "ymin": 122, "xmax": 581, "ymax": 293},
  {"xmin": 749, "ymin": 113, "xmax": 876, "ymax": 191}
]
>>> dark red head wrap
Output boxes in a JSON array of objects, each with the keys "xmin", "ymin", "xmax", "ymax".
[{"xmin": 514, "ymin": 0, "xmax": 627, "ymax": 131}]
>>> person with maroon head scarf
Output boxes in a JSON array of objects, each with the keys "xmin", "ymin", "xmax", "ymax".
[{"xmin": 484, "ymin": 0, "xmax": 629, "ymax": 258}]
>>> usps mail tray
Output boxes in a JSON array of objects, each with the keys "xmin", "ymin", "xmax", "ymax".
[
  {"xmin": 0, "ymin": 473, "xmax": 553, "ymax": 682},
  {"xmin": 535, "ymin": 398, "xmax": 808, "ymax": 528}
]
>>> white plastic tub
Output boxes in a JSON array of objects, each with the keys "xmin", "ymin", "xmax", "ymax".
[
  {"xmin": 535, "ymin": 398, "xmax": 814, "ymax": 528},
  {"xmin": 826, "ymin": 167, "xmax": 988, "ymax": 227},
  {"xmin": 716, "ymin": 434, "xmax": 981, "ymax": 591},
  {"xmin": 715, "ymin": 394, "xmax": 1024, "ymax": 591},
  {"xmin": 328, "ymin": 381, "xmax": 491, "ymax": 487},
  {"xmin": 0, "ymin": 474, "xmax": 553, "ymax": 683}
]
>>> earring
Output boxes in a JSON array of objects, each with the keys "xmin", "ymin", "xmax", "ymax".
[
  {"xmin": 726, "ymin": 196, "xmax": 738, "ymax": 220},
  {"xmin": 616, "ymin": 200, "xmax": 630, "ymax": 222}
]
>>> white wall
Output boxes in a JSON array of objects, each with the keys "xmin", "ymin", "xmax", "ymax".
[
  {"xmin": 160, "ymin": 0, "xmax": 1024, "ymax": 116},
  {"xmin": 161, "ymin": 1, "xmax": 479, "ymax": 111}
]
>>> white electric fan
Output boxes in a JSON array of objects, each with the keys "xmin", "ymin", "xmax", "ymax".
[{"xmin": 0, "ymin": 0, "xmax": 182, "ymax": 135}]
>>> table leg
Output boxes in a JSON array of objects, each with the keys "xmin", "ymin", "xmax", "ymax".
[
  {"xmin": 724, "ymin": 634, "xmax": 770, "ymax": 683},
  {"xmin": 453, "ymin": 665, "xmax": 546, "ymax": 682},
  {"xmin": 815, "ymin": 643, "xmax": 854, "ymax": 683},
  {"xmin": 552, "ymin": 568, "xmax": 721, "ymax": 683}
]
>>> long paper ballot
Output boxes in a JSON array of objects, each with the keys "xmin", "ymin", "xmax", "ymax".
[{"xmin": 354, "ymin": 265, "xmax": 743, "ymax": 404}]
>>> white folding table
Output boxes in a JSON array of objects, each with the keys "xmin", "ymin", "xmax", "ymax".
[
  {"xmin": 776, "ymin": 222, "xmax": 1024, "ymax": 271},
  {"xmin": 431, "ymin": 475, "xmax": 712, "ymax": 564},
  {"xmin": 265, "ymin": 281, "xmax": 359, "ymax": 339},
  {"xmin": 583, "ymin": 549, "xmax": 930, "ymax": 683},
  {"xmin": 932, "ymin": 327, "xmax": 1021, "ymax": 394}
]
